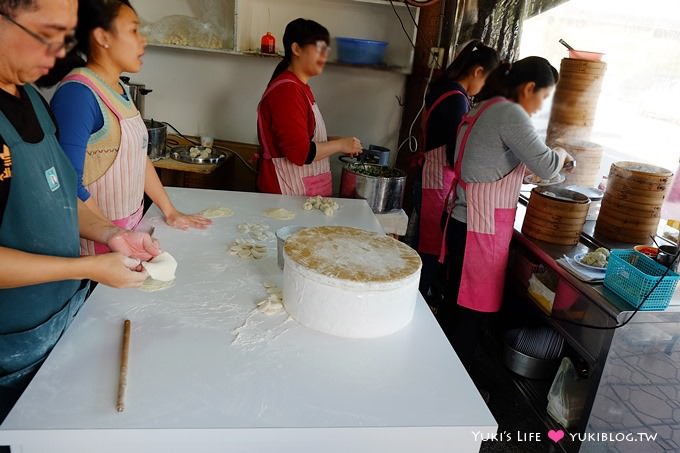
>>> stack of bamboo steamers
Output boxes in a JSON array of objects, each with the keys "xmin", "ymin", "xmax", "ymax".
[
  {"xmin": 546, "ymin": 58, "xmax": 607, "ymax": 189},
  {"xmin": 547, "ymin": 58, "xmax": 607, "ymax": 146},
  {"xmin": 522, "ymin": 58, "xmax": 607, "ymax": 245},
  {"xmin": 595, "ymin": 162, "xmax": 673, "ymax": 243}
]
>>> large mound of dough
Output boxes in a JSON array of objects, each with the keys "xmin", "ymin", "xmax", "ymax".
[{"xmin": 282, "ymin": 226, "xmax": 422, "ymax": 338}]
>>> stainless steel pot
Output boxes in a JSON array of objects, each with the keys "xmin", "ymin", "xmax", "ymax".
[
  {"xmin": 120, "ymin": 76, "xmax": 152, "ymax": 118},
  {"xmin": 144, "ymin": 120, "xmax": 166, "ymax": 159},
  {"xmin": 339, "ymin": 161, "xmax": 406, "ymax": 213}
]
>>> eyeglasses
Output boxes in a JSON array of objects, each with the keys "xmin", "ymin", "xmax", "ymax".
[
  {"xmin": 314, "ymin": 40, "xmax": 331, "ymax": 55},
  {"xmin": 0, "ymin": 13, "xmax": 77, "ymax": 55}
]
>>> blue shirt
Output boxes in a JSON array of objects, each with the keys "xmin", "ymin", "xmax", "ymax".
[{"xmin": 50, "ymin": 83, "xmax": 110, "ymax": 201}]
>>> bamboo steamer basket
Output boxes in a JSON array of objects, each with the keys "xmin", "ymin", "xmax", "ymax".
[
  {"xmin": 559, "ymin": 58, "xmax": 608, "ymax": 74},
  {"xmin": 553, "ymin": 139, "xmax": 603, "ymax": 187},
  {"xmin": 596, "ymin": 206, "xmax": 662, "ymax": 229},
  {"xmin": 552, "ymin": 92, "xmax": 601, "ymax": 108},
  {"xmin": 609, "ymin": 161, "xmax": 673, "ymax": 185},
  {"xmin": 550, "ymin": 109, "xmax": 597, "ymax": 122},
  {"xmin": 606, "ymin": 177, "xmax": 669, "ymax": 194},
  {"xmin": 593, "ymin": 222, "xmax": 655, "ymax": 245},
  {"xmin": 554, "ymin": 79, "xmax": 603, "ymax": 93},
  {"xmin": 522, "ymin": 187, "xmax": 590, "ymax": 245},
  {"xmin": 546, "ymin": 58, "xmax": 607, "ymax": 145},
  {"xmin": 597, "ymin": 199, "xmax": 662, "ymax": 218},
  {"xmin": 603, "ymin": 188, "xmax": 667, "ymax": 205},
  {"xmin": 595, "ymin": 161, "xmax": 673, "ymax": 243}
]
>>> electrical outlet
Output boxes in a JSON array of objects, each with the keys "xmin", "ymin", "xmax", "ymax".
[{"xmin": 428, "ymin": 47, "xmax": 444, "ymax": 69}]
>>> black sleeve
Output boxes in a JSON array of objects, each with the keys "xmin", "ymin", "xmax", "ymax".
[
  {"xmin": 0, "ymin": 135, "xmax": 11, "ymax": 228},
  {"xmin": 304, "ymin": 141, "xmax": 317, "ymax": 165},
  {"xmin": 425, "ymin": 94, "xmax": 469, "ymax": 166}
]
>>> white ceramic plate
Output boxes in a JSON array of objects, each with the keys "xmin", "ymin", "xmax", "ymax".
[
  {"xmin": 573, "ymin": 253, "xmax": 607, "ymax": 271},
  {"xmin": 523, "ymin": 173, "xmax": 565, "ymax": 186}
]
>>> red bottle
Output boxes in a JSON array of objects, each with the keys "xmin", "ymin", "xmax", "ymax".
[{"xmin": 260, "ymin": 32, "xmax": 276, "ymax": 54}]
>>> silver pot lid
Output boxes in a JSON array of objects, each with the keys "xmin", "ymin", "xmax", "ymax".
[{"xmin": 533, "ymin": 186, "xmax": 590, "ymax": 203}]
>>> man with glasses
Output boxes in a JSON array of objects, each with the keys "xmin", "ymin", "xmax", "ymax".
[{"xmin": 0, "ymin": 0, "xmax": 160, "ymax": 431}]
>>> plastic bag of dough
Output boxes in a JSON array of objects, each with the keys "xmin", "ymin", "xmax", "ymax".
[{"xmin": 142, "ymin": 15, "xmax": 229, "ymax": 49}]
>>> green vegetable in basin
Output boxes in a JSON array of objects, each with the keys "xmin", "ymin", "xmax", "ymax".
[{"xmin": 346, "ymin": 163, "xmax": 404, "ymax": 178}]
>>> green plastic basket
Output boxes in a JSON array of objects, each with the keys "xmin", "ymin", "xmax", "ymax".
[{"xmin": 604, "ymin": 250, "xmax": 680, "ymax": 311}]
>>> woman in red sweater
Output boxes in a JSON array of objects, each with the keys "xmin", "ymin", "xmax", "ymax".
[{"xmin": 257, "ymin": 18, "xmax": 362, "ymax": 196}]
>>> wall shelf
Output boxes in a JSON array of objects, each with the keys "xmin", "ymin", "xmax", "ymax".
[
  {"xmin": 136, "ymin": 0, "xmax": 417, "ymax": 74},
  {"xmin": 146, "ymin": 42, "xmax": 413, "ymax": 74}
]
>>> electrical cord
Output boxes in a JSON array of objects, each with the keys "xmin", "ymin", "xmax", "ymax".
[
  {"xmin": 405, "ymin": 2, "xmax": 419, "ymax": 28},
  {"xmin": 396, "ymin": 0, "xmax": 448, "ymax": 155},
  {"xmin": 388, "ymin": 0, "xmax": 415, "ymax": 49},
  {"xmin": 405, "ymin": 0, "xmax": 440, "ymax": 6},
  {"xmin": 548, "ymin": 250, "xmax": 680, "ymax": 330},
  {"xmin": 160, "ymin": 120, "xmax": 258, "ymax": 174}
]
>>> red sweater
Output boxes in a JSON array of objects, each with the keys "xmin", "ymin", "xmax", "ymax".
[{"xmin": 257, "ymin": 71, "xmax": 317, "ymax": 194}]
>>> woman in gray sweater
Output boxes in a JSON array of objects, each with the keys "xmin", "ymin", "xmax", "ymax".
[{"xmin": 438, "ymin": 56, "xmax": 571, "ymax": 371}]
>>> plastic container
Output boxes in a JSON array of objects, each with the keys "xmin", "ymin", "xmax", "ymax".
[
  {"xmin": 335, "ymin": 37, "xmax": 388, "ymax": 65},
  {"xmin": 568, "ymin": 49, "xmax": 605, "ymax": 61},
  {"xmin": 603, "ymin": 250, "xmax": 680, "ymax": 310},
  {"xmin": 633, "ymin": 245, "xmax": 658, "ymax": 258}
]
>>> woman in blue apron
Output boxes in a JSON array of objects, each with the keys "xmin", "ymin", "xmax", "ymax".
[
  {"xmin": 0, "ymin": 0, "xmax": 157, "ymax": 424},
  {"xmin": 413, "ymin": 40, "xmax": 498, "ymax": 309}
]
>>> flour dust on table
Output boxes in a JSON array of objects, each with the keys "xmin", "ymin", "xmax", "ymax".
[{"xmin": 231, "ymin": 307, "xmax": 293, "ymax": 350}]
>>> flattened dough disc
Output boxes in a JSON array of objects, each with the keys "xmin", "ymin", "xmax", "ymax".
[{"xmin": 142, "ymin": 251, "xmax": 178, "ymax": 282}]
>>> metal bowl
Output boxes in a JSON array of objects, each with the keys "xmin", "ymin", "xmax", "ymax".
[
  {"xmin": 170, "ymin": 145, "xmax": 227, "ymax": 164},
  {"xmin": 502, "ymin": 342, "xmax": 561, "ymax": 380},
  {"xmin": 533, "ymin": 187, "xmax": 590, "ymax": 204}
]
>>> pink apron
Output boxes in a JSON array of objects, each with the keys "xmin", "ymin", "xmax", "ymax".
[
  {"xmin": 257, "ymin": 79, "xmax": 332, "ymax": 196},
  {"xmin": 442, "ymin": 97, "xmax": 526, "ymax": 313},
  {"xmin": 661, "ymin": 162, "xmax": 680, "ymax": 221},
  {"xmin": 63, "ymin": 74, "xmax": 147, "ymax": 255},
  {"xmin": 417, "ymin": 90, "xmax": 468, "ymax": 255}
]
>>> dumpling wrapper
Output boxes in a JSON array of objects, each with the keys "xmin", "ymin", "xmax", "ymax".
[{"xmin": 142, "ymin": 251, "xmax": 178, "ymax": 282}]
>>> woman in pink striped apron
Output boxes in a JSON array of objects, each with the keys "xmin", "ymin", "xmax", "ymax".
[
  {"xmin": 415, "ymin": 41, "xmax": 498, "ymax": 308},
  {"xmin": 436, "ymin": 57, "xmax": 573, "ymax": 370},
  {"xmin": 42, "ymin": 0, "xmax": 211, "ymax": 255},
  {"xmin": 257, "ymin": 19, "xmax": 362, "ymax": 196}
]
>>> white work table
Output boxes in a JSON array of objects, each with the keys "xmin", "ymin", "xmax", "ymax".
[{"xmin": 0, "ymin": 188, "xmax": 496, "ymax": 452}]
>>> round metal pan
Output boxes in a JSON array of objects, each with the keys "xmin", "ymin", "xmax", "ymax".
[{"xmin": 170, "ymin": 145, "xmax": 227, "ymax": 164}]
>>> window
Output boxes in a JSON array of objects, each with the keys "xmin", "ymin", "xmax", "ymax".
[{"xmin": 520, "ymin": 0, "xmax": 680, "ymax": 178}]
